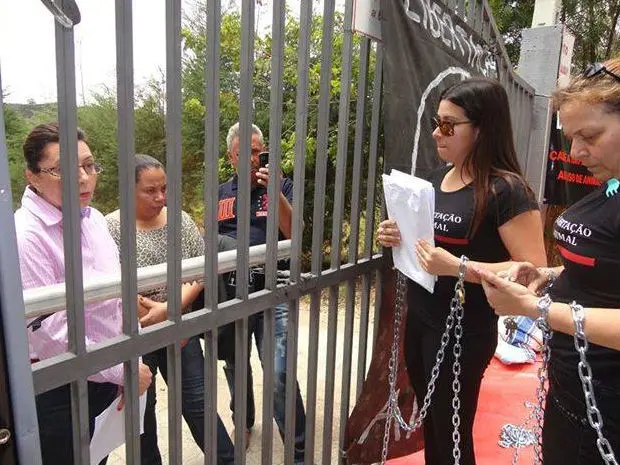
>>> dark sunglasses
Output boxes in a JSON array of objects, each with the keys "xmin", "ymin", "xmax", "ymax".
[
  {"xmin": 431, "ymin": 116, "xmax": 472, "ymax": 136},
  {"xmin": 583, "ymin": 62, "xmax": 620, "ymax": 82}
]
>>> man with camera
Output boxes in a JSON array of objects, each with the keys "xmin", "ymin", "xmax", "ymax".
[{"xmin": 217, "ymin": 122, "xmax": 307, "ymax": 463}]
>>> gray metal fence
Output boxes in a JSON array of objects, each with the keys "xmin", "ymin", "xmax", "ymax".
[{"xmin": 0, "ymin": 0, "xmax": 536, "ymax": 464}]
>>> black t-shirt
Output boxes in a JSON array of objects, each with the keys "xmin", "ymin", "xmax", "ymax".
[
  {"xmin": 218, "ymin": 175, "xmax": 294, "ymax": 291},
  {"xmin": 549, "ymin": 184, "xmax": 620, "ymax": 382},
  {"xmin": 408, "ymin": 165, "xmax": 538, "ymax": 334},
  {"xmin": 218, "ymin": 175, "xmax": 294, "ymax": 245}
]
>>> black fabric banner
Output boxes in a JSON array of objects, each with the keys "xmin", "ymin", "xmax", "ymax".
[
  {"xmin": 543, "ymin": 112, "xmax": 602, "ymax": 205},
  {"xmin": 382, "ymin": 0, "xmax": 498, "ymax": 178}
]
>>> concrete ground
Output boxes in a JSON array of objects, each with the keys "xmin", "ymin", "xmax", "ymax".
[{"xmin": 108, "ymin": 288, "xmax": 377, "ymax": 464}]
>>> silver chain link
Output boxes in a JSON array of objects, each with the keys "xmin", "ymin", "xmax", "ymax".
[
  {"xmin": 570, "ymin": 302, "xmax": 619, "ymax": 465},
  {"xmin": 381, "ymin": 257, "xmax": 468, "ymax": 465}
]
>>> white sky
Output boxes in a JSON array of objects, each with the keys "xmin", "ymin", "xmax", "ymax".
[{"xmin": 0, "ymin": 0, "xmax": 346, "ymax": 104}]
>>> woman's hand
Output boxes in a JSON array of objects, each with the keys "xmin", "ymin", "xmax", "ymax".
[
  {"xmin": 506, "ymin": 262, "xmax": 549, "ymax": 293},
  {"xmin": 376, "ymin": 219, "xmax": 401, "ymax": 247},
  {"xmin": 415, "ymin": 239, "xmax": 459, "ymax": 276},
  {"xmin": 138, "ymin": 296, "xmax": 168, "ymax": 327},
  {"xmin": 475, "ymin": 267, "xmax": 538, "ymax": 318}
]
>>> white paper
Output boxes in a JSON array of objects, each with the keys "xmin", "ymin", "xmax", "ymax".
[
  {"xmin": 90, "ymin": 393, "xmax": 147, "ymax": 465},
  {"xmin": 382, "ymin": 169, "xmax": 436, "ymax": 293}
]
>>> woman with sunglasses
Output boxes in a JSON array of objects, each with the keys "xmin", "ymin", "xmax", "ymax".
[
  {"xmin": 476, "ymin": 59, "xmax": 620, "ymax": 464},
  {"xmin": 377, "ymin": 77, "xmax": 546, "ymax": 465}
]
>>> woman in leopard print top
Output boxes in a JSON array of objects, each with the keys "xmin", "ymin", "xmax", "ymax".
[{"xmin": 105, "ymin": 154, "xmax": 234, "ymax": 465}]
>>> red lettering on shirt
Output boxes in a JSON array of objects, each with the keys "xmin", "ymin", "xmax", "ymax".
[{"xmin": 218, "ymin": 198, "xmax": 235, "ymax": 221}]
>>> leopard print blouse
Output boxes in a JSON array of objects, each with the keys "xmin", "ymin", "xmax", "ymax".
[{"xmin": 105, "ymin": 209, "xmax": 204, "ymax": 303}]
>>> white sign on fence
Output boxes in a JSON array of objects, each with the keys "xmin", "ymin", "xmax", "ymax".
[
  {"xmin": 352, "ymin": 0, "xmax": 382, "ymax": 41},
  {"xmin": 557, "ymin": 26, "xmax": 575, "ymax": 88}
]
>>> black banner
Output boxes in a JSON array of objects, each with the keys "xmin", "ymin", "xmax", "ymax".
[
  {"xmin": 543, "ymin": 113, "xmax": 602, "ymax": 205},
  {"xmin": 382, "ymin": 0, "xmax": 498, "ymax": 177}
]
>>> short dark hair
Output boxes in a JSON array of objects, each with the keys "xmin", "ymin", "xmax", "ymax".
[
  {"xmin": 135, "ymin": 154, "xmax": 164, "ymax": 183},
  {"xmin": 22, "ymin": 122, "xmax": 87, "ymax": 172}
]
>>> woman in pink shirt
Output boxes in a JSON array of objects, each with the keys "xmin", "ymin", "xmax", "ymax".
[{"xmin": 15, "ymin": 122, "xmax": 151, "ymax": 465}]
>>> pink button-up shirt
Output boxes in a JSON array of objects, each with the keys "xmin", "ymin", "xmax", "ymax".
[{"xmin": 16, "ymin": 187, "xmax": 124, "ymax": 385}]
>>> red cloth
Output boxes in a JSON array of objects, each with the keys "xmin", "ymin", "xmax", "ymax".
[
  {"xmin": 343, "ymin": 267, "xmax": 424, "ymax": 464},
  {"xmin": 389, "ymin": 358, "xmax": 539, "ymax": 465}
]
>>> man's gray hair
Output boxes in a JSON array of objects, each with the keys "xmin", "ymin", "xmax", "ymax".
[{"xmin": 226, "ymin": 122, "xmax": 264, "ymax": 152}]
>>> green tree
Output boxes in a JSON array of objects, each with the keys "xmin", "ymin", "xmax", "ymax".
[
  {"xmin": 488, "ymin": 0, "xmax": 535, "ymax": 66},
  {"xmin": 561, "ymin": 0, "xmax": 620, "ymax": 69},
  {"xmin": 2, "ymin": 100, "xmax": 29, "ymax": 208}
]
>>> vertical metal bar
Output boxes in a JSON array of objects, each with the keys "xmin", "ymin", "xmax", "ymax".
[
  {"xmin": 372, "ymin": 268, "xmax": 383, "ymax": 354},
  {"xmin": 306, "ymin": 1, "xmax": 336, "ymax": 460},
  {"xmin": 356, "ymin": 43, "xmax": 383, "ymax": 398},
  {"xmin": 457, "ymin": 0, "xmax": 466, "ymax": 19},
  {"xmin": 323, "ymin": 0, "xmax": 356, "ymax": 460},
  {"xmin": 234, "ymin": 0, "xmax": 255, "ymax": 460},
  {"xmin": 115, "ymin": 0, "xmax": 140, "ymax": 462},
  {"xmin": 261, "ymin": 0, "xmax": 286, "ymax": 462},
  {"xmin": 322, "ymin": 285, "xmax": 339, "ymax": 465},
  {"xmin": 55, "ymin": 7, "xmax": 89, "ymax": 462},
  {"xmin": 364, "ymin": 44, "xmax": 382, "ymax": 261},
  {"xmin": 284, "ymin": 1, "xmax": 313, "ymax": 463},
  {"xmin": 355, "ymin": 273, "xmax": 372, "ymax": 398},
  {"xmin": 165, "ymin": 0, "xmax": 183, "ymax": 462},
  {"xmin": 204, "ymin": 0, "xmax": 221, "ymax": 462},
  {"xmin": 310, "ymin": 0, "xmax": 336, "ymax": 277},
  {"xmin": 467, "ymin": 0, "xmax": 477, "ymax": 25},
  {"xmin": 0, "ymin": 71, "xmax": 42, "ymax": 465},
  {"xmin": 339, "ymin": 37, "xmax": 370, "ymax": 450}
]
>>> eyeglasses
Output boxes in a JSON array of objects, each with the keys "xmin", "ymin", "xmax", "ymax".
[
  {"xmin": 583, "ymin": 62, "xmax": 620, "ymax": 82},
  {"xmin": 39, "ymin": 162, "xmax": 103, "ymax": 179},
  {"xmin": 432, "ymin": 116, "xmax": 472, "ymax": 136}
]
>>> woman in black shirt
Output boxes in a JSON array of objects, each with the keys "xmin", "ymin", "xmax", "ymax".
[
  {"xmin": 377, "ymin": 77, "xmax": 547, "ymax": 464},
  {"xmin": 478, "ymin": 59, "xmax": 620, "ymax": 464}
]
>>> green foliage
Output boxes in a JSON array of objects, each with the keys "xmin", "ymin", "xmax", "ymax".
[
  {"xmin": 488, "ymin": 0, "xmax": 535, "ymax": 65},
  {"xmin": 561, "ymin": 0, "xmax": 620, "ymax": 69},
  {"xmin": 3, "ymin": 102, "xmax": 29, "ymax": 208},
  {"xmin": 3, "ymin": 6, "xmax": 382, "ymax": 269}
]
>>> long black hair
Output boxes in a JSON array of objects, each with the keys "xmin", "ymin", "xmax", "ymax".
[{"xmin": 441, "ymin": 77, "xmax": 534, "ymax": 236}]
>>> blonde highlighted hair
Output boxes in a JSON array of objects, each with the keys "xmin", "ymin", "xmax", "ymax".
[{"xmin": 553, "ymin": 57, "xmax": 620, "ymax": 113}]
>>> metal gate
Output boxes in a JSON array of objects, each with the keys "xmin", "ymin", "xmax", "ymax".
[{"xmin": 0, "ymin": 0, "xmax": 535, "ymax": 464}]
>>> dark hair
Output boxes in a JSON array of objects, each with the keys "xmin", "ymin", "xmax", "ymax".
[
  {"xmin": 441, "ymin": 77, "xmax": 534, "ymax": 236},
  {"xmin": 23, "ymin": 122, "xmax": 87, "ymax": 172},
  {"xmin": 135, "ymin": 154, "xmax": 164, "ymax": 183}
]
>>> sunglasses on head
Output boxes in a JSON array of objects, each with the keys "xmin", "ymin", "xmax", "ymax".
[
  {"xmin": 583, "ymin": 62, "xmax": 620, "ymax": 82},
  {"xmin": 431, "ymin": 116, "xmax": 472, "ymax": 136}
]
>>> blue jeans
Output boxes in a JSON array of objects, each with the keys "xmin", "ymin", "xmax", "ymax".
[
  {"xmin": 223, "ymin": 303, "xmax": 307, "ymax": 463},
  {"xmin": 142, "ymin": 336, "xmax": 234, "ymax": 465},
  {"xmin": 35, "ymin": 381, "xmax": 118, "ymax": 465}
]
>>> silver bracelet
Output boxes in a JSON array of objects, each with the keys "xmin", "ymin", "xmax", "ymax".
[
  {"xmin": 535, "ymin": 293, "xmax": 552, "ymax": 332},
  {"xmin": 570, "ymin": 301, "xmax": 588, "ymax": 350},
  {"xmin": 538, "ymin": 267, "xmax": 557, "ymax": 287}
]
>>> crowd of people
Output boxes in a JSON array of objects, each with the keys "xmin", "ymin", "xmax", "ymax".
[{"xmin": 14, "ymin": 59, "xmax": 620, "ymax": 465}]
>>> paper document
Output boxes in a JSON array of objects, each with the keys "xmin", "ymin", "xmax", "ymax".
[
  {"xmin": 382, "ymin": 169, "xmax": 436, "ymax": 293},
  {"xmin": 90, "ymin": 392, "xmax": 147, "ymax": 465}
]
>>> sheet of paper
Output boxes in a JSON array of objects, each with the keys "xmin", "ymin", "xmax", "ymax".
[
  {"xmin": 90, "ymin": 392, "xmax": 147, "ymax": 465},
  {"xmin": 382, "ymin": 169, "xmax": 436, "ymax": 293}
]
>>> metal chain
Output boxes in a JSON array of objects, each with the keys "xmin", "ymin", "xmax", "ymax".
[
  {"xmin": 532, "ymin": 296, "xmax": 553, "ymax": 465},
  {"xmin": 380, "ymin": 269, "xmax": 408, "ymax": 465},
  {"xmin": 570, "ymin": 302, "xmax": 619, "ymax": 465},
  {"xmin": 381, "ymin": 256, "xmax": 468, "ymax": 465}
]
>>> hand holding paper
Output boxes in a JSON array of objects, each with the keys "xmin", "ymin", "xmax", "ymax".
[{"xmin": 381, "ymin": 169, "xmax": 436, "ymax": 293}]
